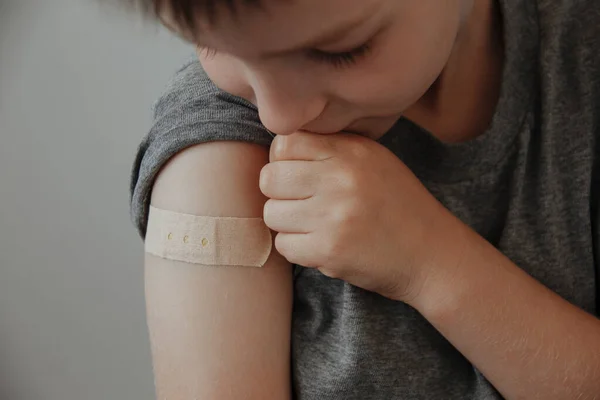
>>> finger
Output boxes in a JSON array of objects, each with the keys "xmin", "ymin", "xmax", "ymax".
[
  {"xmin": 259, "ymin": 160, "xmax": 319, "ymax": 200},
  {"xmin": 263, "ymin": 199, "xmax": 315, "ymax": 234},
  {"xmin": 270, "ymin": 131, "xmax": 336, "ymax": 163},
  {"xmin": 274, "ymin": 232, "xmax": 320, "ymax": 268}
]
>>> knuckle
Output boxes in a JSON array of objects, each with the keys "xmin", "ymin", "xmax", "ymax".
[
  {"xmin": 274, "ymin": 232, "xmax": 287, "ymax": 256},
  {"xmin": 271, "ymin": 134, "xmax": 290, "ymax": 161},
  {"xmin": 348, "ymin": 139, "xmax": 370, "ymax": 159},
  {"xmin": 330, "ymin": 200, "xmax": 356, "ymax": 225},
  {"xmin": 262, "ymin": 199, "xmax": 276, "ymax": 225},
  {"xmin": 259, "ymin": 164, "xmax": 274, "ymax": 193},
  {"xmin": 331, "ymin": 206, "xmax": 347, "ymax": 225},
  {"xmin": 337, "ymin": 170, "xmax": 360, "ymax": 193},
  {"xmin": 274, "ymin": 233, "xmax": 297, "ymax": 264}
]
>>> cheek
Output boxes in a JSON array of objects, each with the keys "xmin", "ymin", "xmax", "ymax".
[
  {"xmin": 329, "ymin": 56, "xmax": 435, "ymax": 114},
  {"xmin": 331, "ymin": 16, "xmax": 458, "ymax": 112},
  {"xmin": 199, "ymin": 55, "xmax": 255, "ymax": 102}
]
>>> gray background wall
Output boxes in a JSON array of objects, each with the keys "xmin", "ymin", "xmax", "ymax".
[{"xmin": 0, "ymin": 1, "xmax": 191, "ymax": 398}]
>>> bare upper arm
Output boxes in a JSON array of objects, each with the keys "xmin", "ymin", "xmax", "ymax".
[{"xmin": 145, "ymin": 141, "xmax": 293, "ymax": 400}]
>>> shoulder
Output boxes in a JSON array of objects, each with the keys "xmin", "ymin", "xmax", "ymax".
[
  {"xmin": 151, "ymin": 56, "xmax": 272, "ymax": 147},
  {"xmin": 130, "ymin": 56, "xmax": 273, "ymax": 238}
]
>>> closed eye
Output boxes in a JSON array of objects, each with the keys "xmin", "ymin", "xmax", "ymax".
[
  {"xmin": 308, "ymin": 41, "xmax": 372, "ymax": 69},
  {"xmin": 198, "ymin": 40, "xmax": 374, "ymax": 69}
]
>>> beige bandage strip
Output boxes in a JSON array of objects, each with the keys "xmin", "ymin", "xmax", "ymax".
[{"xmin": 145, "ymin": 206, "xmax": 272, "ymax": 267}]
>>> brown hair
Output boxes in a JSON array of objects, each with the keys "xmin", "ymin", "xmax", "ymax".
[{"xmin": 125, "ymin": 0, "xmax": 263, "ymax": 35}]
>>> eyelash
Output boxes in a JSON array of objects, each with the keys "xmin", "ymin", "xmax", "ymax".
[
  {"xmin": 198, "ymin": 41, "xmax": 373, "ymax": 69},
  {"xmin": 308, "ymin": 42, "xmax": 372, "ymax": 68}
]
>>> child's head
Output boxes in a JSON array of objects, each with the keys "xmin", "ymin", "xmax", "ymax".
[{"xmin": 136, "ymin": 0, "xmax": 473, "ymax": 136}]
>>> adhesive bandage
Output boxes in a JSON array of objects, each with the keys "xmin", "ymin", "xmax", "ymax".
[{"xmin": 145, "ymin": 206, "xmax": 272, "ymax": 267}]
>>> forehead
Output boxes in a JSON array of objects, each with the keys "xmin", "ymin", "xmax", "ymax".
[{"xmin": 197, "ymin": 0, "xmax": 386, "ymax": 56}]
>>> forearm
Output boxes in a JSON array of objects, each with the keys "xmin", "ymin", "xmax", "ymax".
[{"xmin": 411, "ymin": 220, "xmax": 600, "ymax": 400}]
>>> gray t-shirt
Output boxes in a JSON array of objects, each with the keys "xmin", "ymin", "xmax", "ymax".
[{"xmin": 130, "ymin": 0, "xmax": 600, "ymax": 398}]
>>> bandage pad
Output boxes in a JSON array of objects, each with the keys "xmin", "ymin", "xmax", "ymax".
[{"xmin": 145, "ymin": 206, "xmax": 272, "ymax": 267}]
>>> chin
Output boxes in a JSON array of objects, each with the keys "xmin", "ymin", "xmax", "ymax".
[{"xmin": 350, "ymin": 116, "xmax": 401, "ymax": 139}]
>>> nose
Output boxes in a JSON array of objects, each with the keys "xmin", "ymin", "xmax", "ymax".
[{"xmin": 246, "ymin": 65, "xmax": 326, "ymax": 135}]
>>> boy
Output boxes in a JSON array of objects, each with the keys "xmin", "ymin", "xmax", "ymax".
[{"xmin": 129, "ymin": 0, "xmax": 600, "ymax": 398}]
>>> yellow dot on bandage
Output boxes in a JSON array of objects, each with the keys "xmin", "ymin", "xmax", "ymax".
[
  {"xmin": 201, "ymin": 238, "xmax": 209, "ymax": 247},
  {"xmin": 167, "ymin": 233, "xmax": 173, "ymax": 240},
  {"xmin": 183, "ymin": 235, "xmax": 189, "ymax": 243}
]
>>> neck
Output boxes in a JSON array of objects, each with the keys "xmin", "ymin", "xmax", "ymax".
[{"xmin": 404, "ymin": 0, "xmax": 504, "ymax": 143}]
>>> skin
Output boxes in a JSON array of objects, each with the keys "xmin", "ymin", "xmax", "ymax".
[
  {"xmin": 146, "ymin": 142, "xmax": 294, "ymax": 400},
  {"xmin": 179, "ymin": 0, "xmax": 500, "ymax": 142},
  {"xmin": 149, "ymin": 0, "xmax": 600, "ymax": 398}
]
